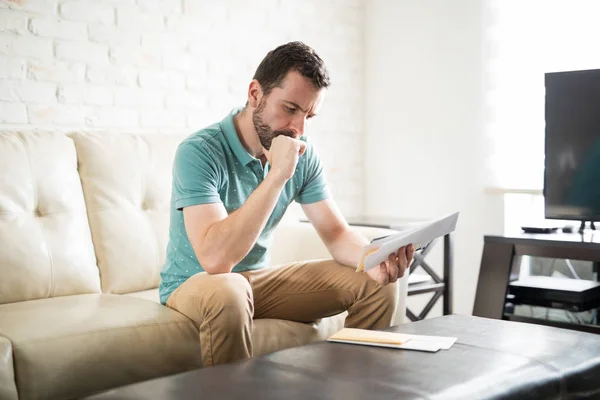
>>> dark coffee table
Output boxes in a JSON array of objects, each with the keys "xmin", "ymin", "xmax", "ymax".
[{"xmin": 86, "ymin": 315, "xmax": 600, "ymax": 399}]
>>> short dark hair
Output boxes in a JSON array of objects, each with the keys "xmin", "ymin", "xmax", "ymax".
[{"xmin": 253, "ymin": 41, "xmax": 330, "ymax": 96}]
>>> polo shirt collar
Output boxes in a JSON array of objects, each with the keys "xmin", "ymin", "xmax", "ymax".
[{"xmin": 222, "ymin": 108, "xmax": 255, "ymax": 166}]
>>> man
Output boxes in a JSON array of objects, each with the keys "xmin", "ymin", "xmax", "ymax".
[{"xmin": 159, "ymin": 41, "xmax": 414, "ymax": 367}]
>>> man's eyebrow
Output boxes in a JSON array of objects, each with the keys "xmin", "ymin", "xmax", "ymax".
[
  {"xmin": 284, "ymin": 100, "xmax": 307, "ymax": 113},
  {"xmin": 284, "ymin": 100, "xmax": 316, "ymax": 116}
]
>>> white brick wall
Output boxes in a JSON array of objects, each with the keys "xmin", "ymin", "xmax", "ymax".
[
  {"xmin": 0, "ymin": 33, "xmax": 53, "ymax": 60},
  {"xmin": 55, "ymin": 41, "xmax": 109, "ymax": 64},
  {"xmin": 29, "ymin": 17, "xmax": 87, "ymax": 40},
  {"xmin": 0, "ymin": 55, "xmax": 25, "ymax": 78},
  {"xmin": 59, "ymin": 1, "xmax": 115, "ymax": 25},
  {"xmin": 0, "ymin": 0, "xmax": 365, "ymax": 216},
  {"xmin": 0, "ymin": 80, "xmax": 56, "ymax": 103},
  {"xmin": 0, "ymin": 11, "xmax": 29, "ymax": 35}
]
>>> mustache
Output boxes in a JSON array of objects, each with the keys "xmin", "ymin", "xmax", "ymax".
[{"xmin": 273, "ymin": 130, "xmax": 297, "ymax": 139}]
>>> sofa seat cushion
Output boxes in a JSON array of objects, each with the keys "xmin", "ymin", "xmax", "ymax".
[
  {"xmin": 0, "ymin": 335, "xmax": 18, "ymax": 400},
  {"xmin": 0, "ymin": 294, "xmax": 201, "ymax": 400},
  {"xmin": 124, "ymin": 288, "xmax": 160, "ymax": 303},
  {"xmin": 125, "ymin": 288, "xmax": 347, "ymax": 357}
]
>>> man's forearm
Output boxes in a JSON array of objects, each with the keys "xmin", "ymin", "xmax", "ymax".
[
  {"xmin": 328, "ymin": 227, "xmax": 369, "ymax": 268},
  {"xmin": 202, "ymin": 173, "xmax": 286, "ymax": 273}
]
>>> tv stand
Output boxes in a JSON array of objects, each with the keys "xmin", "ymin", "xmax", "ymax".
[
  {"xmin": 473, "ymin": 230, "xmax": 600, "ymax": 334},
  {"xmin": 579, "ymin": 221, "xmax": 597, "ymax": 232}
]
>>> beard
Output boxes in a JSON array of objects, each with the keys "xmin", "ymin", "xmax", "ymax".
[{"xmin": 252, "ymin": 99, "xmax": 296, "ymax": 150}]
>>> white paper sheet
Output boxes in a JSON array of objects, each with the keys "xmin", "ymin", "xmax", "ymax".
[
  {"xmin": 403, "ymin": 334, "xmax": 458, "ymax": 350},
  {"xmin": 327, "ymin": 338, "xmax": 440, "ymax": 352},
  {"xmin": 357, "ymin": 212, "xmax": 459, "ymax": 272},
  {"xmin": 327, "ymin": 334, "xmax": 457, "ymax": 353}
]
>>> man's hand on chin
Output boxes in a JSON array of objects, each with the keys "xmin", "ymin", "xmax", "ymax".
[{"xmin": 366, "ymin": 244, "xmax": 415, "ymax": 286}]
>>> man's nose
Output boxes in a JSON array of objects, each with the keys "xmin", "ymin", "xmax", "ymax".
[{"xmin": 291, "ymin": 115, "xmax": 306, "ymax": 138}]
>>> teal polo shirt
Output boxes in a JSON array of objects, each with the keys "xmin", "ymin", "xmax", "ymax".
[{"xmin": 159, "ymin": 108, "xmax": 330, "ymax": 305}]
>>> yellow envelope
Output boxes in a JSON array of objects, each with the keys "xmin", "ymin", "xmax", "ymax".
[{"xmin": 328, "ymin": 328, "xmax": 412, "ymax": 345}]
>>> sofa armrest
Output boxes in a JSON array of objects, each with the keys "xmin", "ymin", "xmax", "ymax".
[
  {"xmin": 270, "ymin": 221, "xmax": 399, "ymax": 265},
  {"xmin": 0, "ymin": 335, "xmax": 18, "ymax": 400}
]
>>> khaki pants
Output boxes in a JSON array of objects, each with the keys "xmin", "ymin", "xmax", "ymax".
[{"xmin": 166, "ymin": 259, "xmax": 398, "ymax": 367}]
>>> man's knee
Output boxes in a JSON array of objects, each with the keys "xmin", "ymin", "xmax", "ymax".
[
  {"xmin": 208, "ymin": 273, "xmax": 254, "ymax": 312},
  {"xmin": 170, "ymin": 272, "xmax": 254, "ymax": 324}
]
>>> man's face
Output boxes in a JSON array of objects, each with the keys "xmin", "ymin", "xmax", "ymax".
[{"xmin": 252, "ymin": 70, "xmax": 325, "ymax": 150}]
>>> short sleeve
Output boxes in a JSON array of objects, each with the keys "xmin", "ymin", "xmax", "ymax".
[
  {"xmin": 295, "ymin": 141, "xmax": 330, "ymax": 204},
  {"xmin": 173, "ymin": 141, "xmax": 222, "ymax": 210}
]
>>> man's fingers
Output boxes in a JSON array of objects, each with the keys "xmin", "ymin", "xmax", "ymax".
[
  {"xmin": 407, "ymin": 244, "xmax": 415, "ymax": 265},
  {"xmin": 381, "ymin": 261, "xmax": 390, "ymax": 279},
  {"xmin": 397, "ymin": 246, "xmax": 408, "ymax": 278},
  {"xmin": 388, "ymin": 253, "xmax": 399, "ymax": 283}
]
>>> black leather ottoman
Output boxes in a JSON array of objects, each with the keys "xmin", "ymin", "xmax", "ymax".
[{"xmin": 86, "ymin": 315, "xmax": 600, "ymax": 399}]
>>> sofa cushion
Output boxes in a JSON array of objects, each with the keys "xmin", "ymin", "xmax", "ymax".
[
  {"xmin": 124, "ymin": 288, "xmax": 160, "ymax": 302},
  {"xmin": 0, "ymin": 132, "xmax": 100, "ymax": 304},
  {"xmin": 68, "ymin": 132, "xmax": 185, "ymax": 294},
  {"xmin": 0, "ymin": 336, "xmax": 18, "ymax": 400},
  {"xmin": 125, "ymin": 288, "xmax": 347, "ymax": 357},
  {"xmin": 0, "ymin": 294, "xmax": 202, "ymax": 400}
]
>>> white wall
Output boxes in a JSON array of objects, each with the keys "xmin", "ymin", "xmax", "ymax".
[
  {"xmin": 1, "ymin": 0, "xmax": 507, "ymax": 314},
  {"xmin": 364, "ymin": 0, "xmax": 504, "ymax": 315},
  {"xmin": 0, "ymin": 0, "xmax": 365, "ymax": 216}
]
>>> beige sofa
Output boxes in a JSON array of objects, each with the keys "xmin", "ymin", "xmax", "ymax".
[{"xmin": 0, "ymin": 131, "xmax": 406, "ymax": 400}]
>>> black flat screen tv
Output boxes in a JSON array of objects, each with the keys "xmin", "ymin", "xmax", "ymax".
[{"xmin": 544, "ymin": 68, "xmax": 600, "ymax": 222}]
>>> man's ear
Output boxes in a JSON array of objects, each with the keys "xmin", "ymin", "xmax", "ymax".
[{"xmin": 247, "ymin": 79, "xmax": 262, "ymax": 109}]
